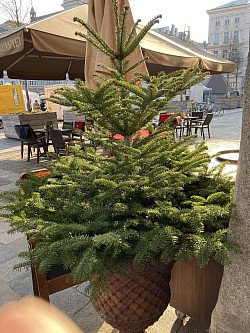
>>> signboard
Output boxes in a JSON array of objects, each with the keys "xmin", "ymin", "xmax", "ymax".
[
  {"xmin": 0, "ymin": 30, "xmax": 24, "ymax": 57},
  {"xmin": 0, "ymin": 84, "xmax": 26, "ymax": 114}
]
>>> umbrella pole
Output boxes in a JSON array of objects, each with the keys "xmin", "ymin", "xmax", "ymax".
[{"xmin": 24, "ymin": 80, "xmax": 32, "ymax": 112}]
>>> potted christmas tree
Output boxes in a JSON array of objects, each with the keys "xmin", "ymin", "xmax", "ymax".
[{"xmin": 2, "ymin": 1, "xmax": 239, "ymax": 332}]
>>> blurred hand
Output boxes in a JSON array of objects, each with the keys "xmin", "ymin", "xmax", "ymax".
[{"xmin": 0, "ymin": 296, "xmax": 83, "ymax": 333}]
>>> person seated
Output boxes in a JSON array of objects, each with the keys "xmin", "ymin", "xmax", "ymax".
[
  {"xmin": 175, "ymin": 115, "xmax": 182, "ymax": 126},
  {"xmin": 40, "ymin": 100, "xmax": 47, "ymax": 111},
  {"xmin": 33, "ymin": 100, "xmax": 40, "ymax": 111}
]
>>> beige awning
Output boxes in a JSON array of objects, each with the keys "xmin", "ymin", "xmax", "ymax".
[
  {"xmin": 0, "ymin": 6, "xmax": 88, "ymax": 80},
  {"xmin": 140, "ymin": 27, "xmax": 235, "ymax": 75},
  {"xmin": 0, "ymin": 4, "xmax": 235, "ymax": 81}
]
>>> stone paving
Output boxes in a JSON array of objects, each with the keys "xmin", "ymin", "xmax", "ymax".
[{"xmin": 0, "ymin": 108, "xmax": 243, "ymax": 332}]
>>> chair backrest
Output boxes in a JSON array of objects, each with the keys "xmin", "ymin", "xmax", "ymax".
[
  {"xmin": 15, "ymin": 124, "xmax": 38, "ymax": 144},
  {"xmin": 45, "ymin": 121, "xmax": 53, "ymax": 130},
  {"xmin": 159, "ymin": 113, "xmax": 174, "ymax": 123},
  {"xmin": 203, "ymin": 113, "xmax": 213, "ymax": 125},
  {"xmin": 62, "ymin": 121, "xmax": 74, "ymax": 129},
  {"xmin": 50, "ymin": 129, "xmax": 66, "ymax": 149},
  {"xmin": 15, "ymin": 124, "xmax": 30, "ymax": 140},
  {"xmin": 191, "ymin": 111, "xmax": 203, "ymax": 119}
]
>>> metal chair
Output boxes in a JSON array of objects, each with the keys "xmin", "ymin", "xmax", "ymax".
[
  {"xmin": 15, "ymin": 124, "xmax": 48, "ymax": 163},
  {"xmin": 191, "ymin": 113, "xmax": 214, "ymax": 139}
]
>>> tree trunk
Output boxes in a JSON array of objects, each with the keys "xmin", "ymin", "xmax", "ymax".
[{"xmin": 209, "ymin": 47, "xmax": 250, "ymax": 333}]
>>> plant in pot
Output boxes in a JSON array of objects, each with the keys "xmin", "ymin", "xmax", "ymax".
[{"xmin": 2, "ymin": 1, "xmax": 239, "ymax": 333}]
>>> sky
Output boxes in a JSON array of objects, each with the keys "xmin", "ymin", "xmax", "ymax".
[{"xmin": 1, "ymin": 0, "xmax": 227, "ymax": 42}]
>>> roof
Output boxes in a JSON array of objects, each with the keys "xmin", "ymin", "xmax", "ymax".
[
  {"xmin": 208, "ymin": 0, "xmax": 250, "ymax": 11},
  {"xmin": 0, "ymin": 23, "xmax": 8, "ymax": 33},
  {"xmin": 30, "ymin": 10, "xmax": 64, "ymax": 23},
  {"xmin": 205, "ymin": 74, "xmax": 234, "ymax": 94}
]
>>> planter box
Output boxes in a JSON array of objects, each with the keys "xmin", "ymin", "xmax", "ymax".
[
  {"xmin": 170, "ymin": 258, "xmax": 223, "ymax": 326},
  {"xmin": 218, "ymin": 97, "xmax": 242, "ymax": 109},
  {"xmin": 2, "ymin": 112, "xmax": 57, "ymax": 139}
]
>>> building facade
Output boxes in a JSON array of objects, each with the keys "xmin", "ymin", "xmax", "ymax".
[{"xmin": 207, "ymin": 0, "xmax": 250, "ymax": 94}]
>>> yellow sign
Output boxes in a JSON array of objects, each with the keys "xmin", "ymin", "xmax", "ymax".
[{"xmin": 0, "ymin": 84, "xmax": 26, "ymax": 114}]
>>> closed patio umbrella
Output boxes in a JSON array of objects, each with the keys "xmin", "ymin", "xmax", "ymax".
[{"xmin": 85, "ymin": 0, "xmax": 148, "ymax": 89}]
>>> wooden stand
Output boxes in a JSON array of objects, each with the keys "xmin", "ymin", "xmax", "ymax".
[
  {"xmin": 31, "ymin": 262, "xmax": 80, "ymax": 301},
  {"xmin": 22, "ymin": 171, "xmax": 224, "ymax": 322}
]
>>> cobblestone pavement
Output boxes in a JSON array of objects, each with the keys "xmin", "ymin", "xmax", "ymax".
[{"xmin": 0, "ymin": 109, "xmax": 242, "ymax": 333}]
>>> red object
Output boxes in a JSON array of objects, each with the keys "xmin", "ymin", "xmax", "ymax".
[
  {"xmin": 113, "ymin": 130, "xmax": 149, "ymax": 141},
  {"xmin": 132, "ymin": 129, "xmax": 149, "ymax": 140},
  {"xmin": 75, "ymin": 121, "xmax": 84, "ymax": 130},
  {"xmin": 113, "ymin": 134, "xmax": 124, "ymax": 140},
  {"xmin": 108, "ymin": 130, "xmax": 150, "ymax": 158},
  {"xmin": 159, "ymin": 113, "xmax": 174, "ymax": 123}
]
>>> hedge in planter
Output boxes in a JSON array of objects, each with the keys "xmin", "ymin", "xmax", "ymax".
[{"xmin": 1, "ymin": 1, "xmax": 240, "ymax": 332}]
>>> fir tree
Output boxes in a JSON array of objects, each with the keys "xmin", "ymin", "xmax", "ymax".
[{"xmin": 1, "ymin": 0, "xmax": 239, "ymax": 297}]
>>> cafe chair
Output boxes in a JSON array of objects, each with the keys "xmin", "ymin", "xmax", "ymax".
[
  {"xmin": 164, "ymin": 115, "xmax": 184, "ymax": 139},
  {"xmin": 49, "ymin": 129, "xmax": 72, "ymax": 156},
  {"xmin": 86, "ymin": 118, "xmax": 94, "ymax": 131},
  {"xmin": 173, "ymin": 116, "xmax": 185, "ymax": 139},
  {"xmin": 15, "ymin": 124, "xmax": 48, "ymax": 163},
  {"xmin": 61, "ymin": 121, "xmax": 75, "ymax": 140},
  {"xmin": 189, "ymin": 111, "xmax": 204, "ymax": 135},
  {"xmin": 14, "ymin": 124, "xmax": 29, "ymax": 158},
  {"xmin": 62, "ymin": 121, "xmax": 74, "ymax": 129},
  {"xmin": 71, "ymin": 121, "xmax": 85, "ymax": 140},
  {"xmin": 159, "ymin": 113, "xmax": 175, "ymax": 126},
  {"xmin": 191, "ymin": 111, "xmax": 204, "ymax": 121},
  {"xmin": 191, "ymin": 113, "xmax": 213, "ymax": 140},
  {"xmin": 45, "ymin": 121, "xmax": 54, "ymax": 130}
]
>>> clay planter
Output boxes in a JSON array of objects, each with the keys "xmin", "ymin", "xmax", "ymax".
[
  {"xmin": 93, "ymin": 261, "xmax": 174, "ymax": 333},
  {"xmin": 20, "ymin": 168, "xmax": 52, "ymax": 180}
]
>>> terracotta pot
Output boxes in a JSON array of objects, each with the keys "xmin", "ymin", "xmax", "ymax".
[
  {"xmin": 20, "ymin": 168, "xmax": 52, "ymax": 180},
  {"xmin": 93, "ymin": 261, "xmax": 174, "ymax": 333}
]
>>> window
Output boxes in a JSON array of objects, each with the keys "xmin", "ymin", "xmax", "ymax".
[
  {"xmin": 214, "ymin": 51, "xmax": 219, "ymax": 56},
  {"xmin": 224, "ymin": 31, "xmax": 229, "ymax": 43},
  {"xmin": 232, "ymin": 48, "xmax": 238, "ymax": 60},
  {"xmin": 215, "ymin": 17, "xmax": 221, "ymax": 27},
  {"xmin": 225, "ymin": 16, "xmax": 230, "ymax": 25},
  {"xmin": 223, "ymin": 50, "xmax": 228, "ymax": 58},
  {"xmin": 235, "ymin": 15, "xmax": 240, "ymax": 24},
  {"xmin": 214, "ymin": 33, "xmax": 219, "ymax": 44},
  {"xmin": 233, "ymin": 30, "xmax": 239, "ymax": 42}
]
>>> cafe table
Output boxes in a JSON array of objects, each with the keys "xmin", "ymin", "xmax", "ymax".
[
  {"xmin": 182, "ymin": 116, "xmax": 199, "ymax": 136},
  {"xmin": 34, "ymin": 128, "xmax": 72, "ymax": 144}
]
